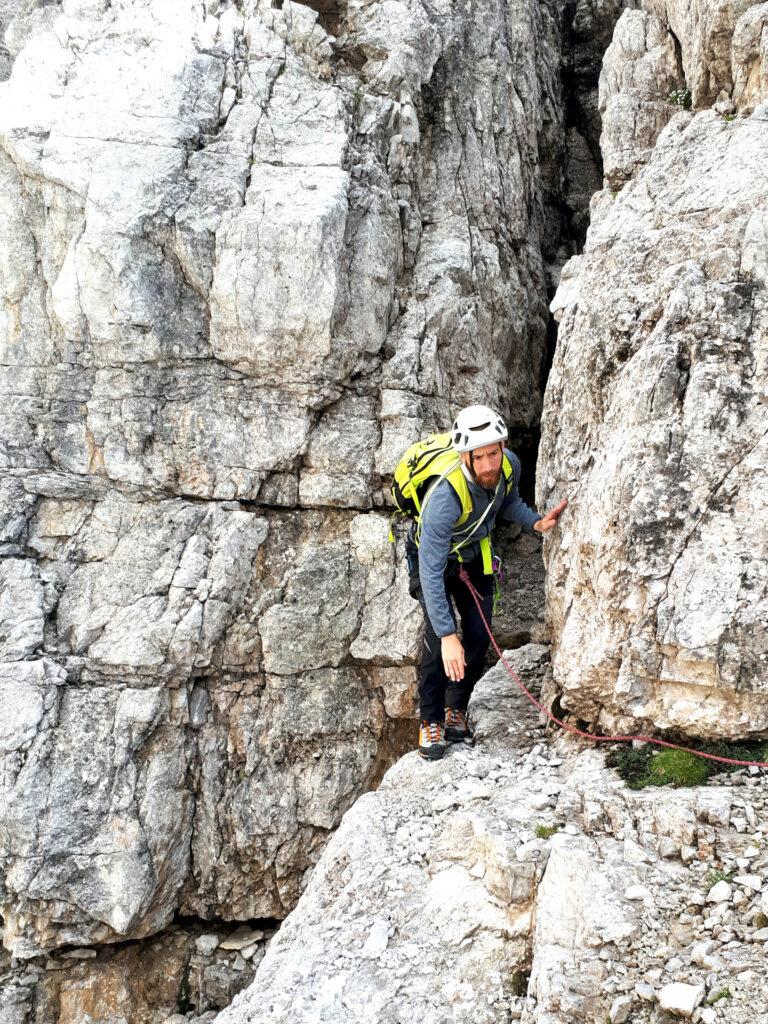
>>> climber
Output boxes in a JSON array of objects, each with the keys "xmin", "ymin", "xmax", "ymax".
[{"xmin": 402, "ymin": 405, "xmax": 567, "ymax": 761}]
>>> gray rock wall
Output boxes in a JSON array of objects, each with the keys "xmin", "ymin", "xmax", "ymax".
[
  {"xmin": 540, "ymin": 2, "xmax": 768, "ymax": 738},
  {"xmin": 560, "ymin": 0, "xmax": 637, "ymax": 243},
  {"xmin": 0, "ymin": 0, "xmax": 22, "ymax": 81},
  {"xmin": 0, "ymin": 0, "xmax": 564, "ymax": 959}
]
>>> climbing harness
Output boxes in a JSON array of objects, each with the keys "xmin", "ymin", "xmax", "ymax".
[{"xmin": 458, "ymin": 566, "xmax": 768, "ymax": 770}]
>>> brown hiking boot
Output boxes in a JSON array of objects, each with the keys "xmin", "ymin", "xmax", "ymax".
[
  {"xmin": 445, "ymin": 707, "xmax": 471, "ymax": 743},
  {"xmin": 418, "ymin": 721, "xmax": 446, "ymax": 761}
]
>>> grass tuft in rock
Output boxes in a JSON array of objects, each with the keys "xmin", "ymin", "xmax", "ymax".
[
  {"xmin": 709, "ymin": 987, "xmax": 732, "ymax": 1004},
  {"xmin": 646, "ymin": 749, "xmax": 710, "ymax": 787},
  {"xmin": 534, "ymin": 824, "xmax": 559, "ymax": 840},
  {"xmin": 704, "ymin": 868, "xmax": 734, "ymax": 890},
  {"xmin": 668, "ymin": 85, "xmax": 692, "ymax": 109}
]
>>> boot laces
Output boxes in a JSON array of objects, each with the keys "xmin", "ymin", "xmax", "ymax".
[{"xmin": 421, "ymin": 721, "xmax": 444, "ymax": 744}]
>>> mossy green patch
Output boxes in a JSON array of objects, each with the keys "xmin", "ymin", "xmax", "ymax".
[
  {"xmin": 606, "ymin": 737, "xmax": 768, "ymax": 790},
  {"xmin": 605, "ymin": 745, "xmax": 655, "ymax": 789},
  {"xmin": 646, "ymin": 749, "xmax": 709, "ymax": 787}
]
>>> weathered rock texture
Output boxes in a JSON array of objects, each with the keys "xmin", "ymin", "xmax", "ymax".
[
  {"xmin": 598, "ymin": 7, "xmax": 683, "ymax": 187},
  {"xmin": 0, "ymin": 0, "xmax": 21, "ymax": 81},
  {"xmin": 560, "ymin": 0, "xmax": 635, "ymax": 244},
  {"xmin": 641, "ymin": 0, "xmax": 768, "ymax": 109},
  {"xmin": 0, "ymin": 475, "xmax": 427, "ymax": 957},
  {"xmin": 0, "ymin": 920, "xmax": 277, "ymax": 1024},
  {"xmin": 212, "ymin": 648, "xmax": 768, "ymax": 1024},
  {"xmin": 0, "ymin": 0, "xmax": 560, "ymax": 961},
  {"xmin": 541, "ymin": 2, "xmax": 768, "ymax": 738}
]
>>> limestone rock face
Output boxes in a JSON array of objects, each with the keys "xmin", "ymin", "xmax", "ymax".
[
  {"xmin": 640, "ymin": 0, "xmax": 768, "ymax": 108},
  {"xmin": 0, "ymin": 476, "xmax": 424, "ymax": 956},
  {"xmin": 561, "ymin": 0, "xmax": 635, "ymax": 242},
  {"xmin": 732, "ymin": 3, "xmax": 768, "ymax": 111},
  {"xmin": 0, "ymin": 0, "xmax": 563, "ymax": 959},
  {"xmin": 599, "ymin": 8, "xmax": 683, "ymax": 187},
  {"xmin": 213, "ymin": 650, "xmax": 768, "ymax": 1023},
  {"xmin": 0, "ymin": 0, "xmax": 561, "ymax": 500},
  {"xmin": 599, "ymin": 2, "xmax": 768, "ymax": 187},
  {"xmin": 542, "ymin": 26, "xmax": 768, "ymax": 735},
  {"xmin": 0, "ymin": 0, "xmax": 22, "ymax": 81}
]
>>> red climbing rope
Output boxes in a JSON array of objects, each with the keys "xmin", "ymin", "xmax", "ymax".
[{"xmin": 458, "ymin": 566, "xmax": 768, "ymax": 770}]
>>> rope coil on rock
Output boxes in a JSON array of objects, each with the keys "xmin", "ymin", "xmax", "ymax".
[{"xmin": 458, "ymin": 566, "xmax": 768, "ymax": 770}]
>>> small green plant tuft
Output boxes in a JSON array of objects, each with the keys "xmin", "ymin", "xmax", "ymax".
[
  {"xmin": 668, "ymin": 86, "xmax": 692, "ymax": 109},
  {"xmin": 709, "ymin": 987, "xmax": 732, "ymax": 1004},
  {"xmin": 722, "ymin": 113, "xmax": 736, "ymax": 122},
  {"xmin": 535, "ymin": 824, "xmax": 559, "ymax": 840},
  {"xmin": 704, "ymin": 868, "xmax": 735, "ymax": 890},
  {"xmin": 646, "ymin": 749, "xmax": 710, "ymax": 787}
]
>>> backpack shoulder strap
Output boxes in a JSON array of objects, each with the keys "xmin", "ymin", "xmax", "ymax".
[
  {"xmin": 501, "ymin": 451, "xmax": 517, "ymax": 494},
  {"xmin": 418, "ymin": 461, "xmax": 471, "ymax": 529},
  {"xmin": 445, "ymin": 464, "xmax": 473, "ymax": 526}
]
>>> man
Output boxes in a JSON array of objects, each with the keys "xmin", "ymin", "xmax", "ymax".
[{"xmin": 406, "ymin": 405, "xmax": 567, "ymax": 760}]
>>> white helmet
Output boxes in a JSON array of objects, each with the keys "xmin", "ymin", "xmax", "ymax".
[{"xmin": 451, "ymin": 405, "xmax": 507, "ymax": 453}]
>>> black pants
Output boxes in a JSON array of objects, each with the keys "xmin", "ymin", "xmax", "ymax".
[{"xmin": 406, "ymin": 540, "xmax": 494, "ymax": 723}]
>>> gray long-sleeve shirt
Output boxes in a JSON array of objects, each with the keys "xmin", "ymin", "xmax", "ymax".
[{"xmin": 417, "ymin": 450, "xmax": 541, "ymax": 637}]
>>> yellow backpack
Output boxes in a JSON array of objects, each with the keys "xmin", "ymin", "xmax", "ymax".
[{"xmin": 390, "ymin": 432, "xmax": 514, "ymax": 572}]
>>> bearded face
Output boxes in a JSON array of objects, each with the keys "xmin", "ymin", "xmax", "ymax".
[{"xmin": 464, "ymin": 442, "xmax": 503, "ymax": 489}]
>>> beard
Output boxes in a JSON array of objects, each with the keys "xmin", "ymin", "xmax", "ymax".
[{"xmin": 474, "ymin": 466, "xmax": 502, "ymax": 489}]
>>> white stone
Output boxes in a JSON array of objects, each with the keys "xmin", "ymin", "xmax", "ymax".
[
  {"xmin": 706, "ymin": 881, "xmax": 732, "ymax": 904},
  {"xmin": 625, "ymin": 884, "xmax": 652, "ymax": 902},
  {"xmin": 219, "ymin": 927, "xmax": 265, "ymax": 951},
  {"xmin": 658, "ymin": 982, "xmax": 705, "ymax": 1018},
  {"xmin": 361, "ymin": 920, "xmax": 390, "ymax": 959},
  {"xmin": 195, "ymin": 934, "xmax": 220, "ymax": 956},
  {"xmin": 733, "ymin": 874, "xmax": 762, "ymax": 892}
]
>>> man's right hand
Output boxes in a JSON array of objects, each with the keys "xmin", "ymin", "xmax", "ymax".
[{"xmin": 441, "ymin": 633, "xmax": 466, "ymax": 682}]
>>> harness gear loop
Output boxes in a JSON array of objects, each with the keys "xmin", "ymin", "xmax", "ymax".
[
  {"xmin": 490, "ymin": 554, "xmax": 503, "ymax": 615},
  {"xmin": 458, "ymin": 566, "xmax": 768, "ymax": 770}
]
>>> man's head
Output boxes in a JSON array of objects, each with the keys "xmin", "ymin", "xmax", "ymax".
[{"xmin": 451, "ymin": 405, "xmax": 508, "ymax": 489}]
